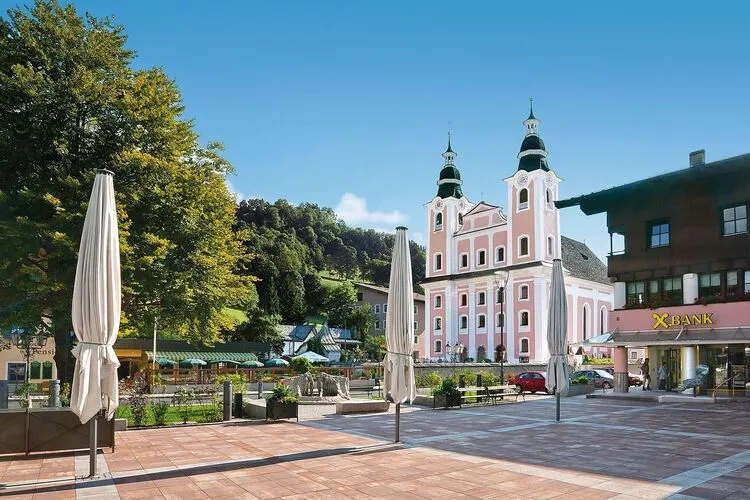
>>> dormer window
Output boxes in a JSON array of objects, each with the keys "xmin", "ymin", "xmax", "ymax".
[
  {"xmin": 434, "ymin": 212, "xmax": 443, "ymax": 231},
  {"xmin": 519, "ymin": 188, "xmax": 529, "ymax": 210},
  {"xmin": 458, "ymin": 213, "xmax": 463, "ymax": 225}
]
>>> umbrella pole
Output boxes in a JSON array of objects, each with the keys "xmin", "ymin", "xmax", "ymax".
[
  {"xmin": 395, "ymin": 403, "xmax": 400, "ymax": 443},
  {"xmin": 89, "ymin": 416, "xmax": 98, "ymax": 477},
  {"xmin": 555, "ymin": 393, "xmax": 561, "ymax": 422}
]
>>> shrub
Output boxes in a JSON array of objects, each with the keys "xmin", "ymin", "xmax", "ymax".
[
  {"xmin": 267, "ymin": 383, "xmax": 299, "ymax": 405},
  {"xmin": 571, "ymin": 375, "xmax": 589, "ymax": 385},
  {"xmin": 216, "ymin": 373, "xmax": 248, "ymax": 393},
  {"xmin": 417, "ymin": 371, "xmax": 442, "ymax": 388},
  {"xmin": 290, "ymin": 357, "xmax": 312, "ymax": 374},
  {"xmin": 353, "ymin": 369, "xmax": 367, "ymax": 379},
  {"xmin": 455, "ymin": 369, "xmax": 477, "ymax": 386},
  {"xmin": 478, "ymin": 371, "xmax": 498, "ymax": 386},
  {"xmin": 14, "ymin": 383, "xmax": 34, "ymax": 408},
  {"xmin": 505, "ymin": 373, "xmax": 516, "ymax": 384},
  {"xmin": 199, "ymin": 386, "xmax": 223, "ymax": 422},
  {"xmin": 60, "ymin": 382, "xmax": 71, "ymax": 407},
  {"xmin": 172, "ymin": 387, "xmax": 195, "ymax": 424},
  {"xmin": 432, "ymin": 378, "xmax": 460, "ymax": 398},
  {"xmin": 151, "ymin": 401, "xmax": 170, "ymax": 425},
  {"xmin": 120, "ymin": 373, "xmax": 149, "ymax": 426}
]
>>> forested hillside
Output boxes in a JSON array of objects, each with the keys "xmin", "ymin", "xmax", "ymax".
[{"xmin": 234, "ymin": 199, "xmax": 425, "ymax": 326}]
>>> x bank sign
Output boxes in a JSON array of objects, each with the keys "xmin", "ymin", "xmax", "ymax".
[{"xmin": 652, "ymin": 312, "xmax": 714, "ymax": 330}]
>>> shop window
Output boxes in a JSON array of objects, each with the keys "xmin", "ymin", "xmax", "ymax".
[
  {"xmin": 519, "ymin": 237, "xmax": 529, "ymax": 256},
  {"xmin": 626, "ymin": 281, "xmax": 645, "ymax": 305},
  {"xmin": 435, "ymin": 340, "xmax": 442, "ymax": 353},
  {"xmin": 496, "ymin": 313, "xmax": 504, "ymax": 327},
  {"xmin": 477, "ymin": 314, "xmax": 486, "ymax": 328},
  {"xmin": 477, "ymin": 250, "xmax": 486, "ymax": 266},
  {"xmin": 496, "ymin": 246, "xmax": 505, "ymax": 263},
  {"xmin": 30, "ymin": 361, "xmax": 41, "ymax": 379},
  {"xmin": 478, "ymin": 292, "xmax": 486, "ymax": 305},
  {"xmin": 460, "ymin": 253, "xmax": 468, "ymax": 268},
  {"xmin": 519, "ymin": 189, "xmax": 529, "ymax": 210},
  {"xmin": 520, "ymin": 311, "xmax": 529, "ymax": 327},
  {"xmin": 520, "ymin": 285, "xmax": 529, "ymax": 300},
  {"xmin": 662, "ymin": 277, "xmax": 682, "ymax": 304},
  {"xmin": 7, "ymin": 363, "xmax": 25, "ymax": 381},
  {"xmin": 699, "ymin": 273, "xmax": 721, "ymax": 298},
  {"xmin": 42, "ymin": 361, "xmax": 53, "ymax": 379},
  {"xmin": 649, "ymin": 221, "xmax": 670, "ymax": 248},
  {"xmin": 434, "ymin": 212, "xmax": 443, "ymax": 231},
  {"xmin": 434, "ymin": 295, "xmax": 442, "ymax": 309},
  {"xmin": 460, "ymin": 316, "xmax": 468, "ymax": 329},
  {"xmin": 520, "ymin": 338, "xmax": 529, "ymax": 353},
  {"xmin": 745, "ymin": 271, "xmax": 750, "ymax": 294},
  {"xmin": 460, "ymin": 293, "xmax": 467, "ymax": 307},
  {"xmin": 723, "ymin": 204, "xmax": 747, "ymax": 236}
]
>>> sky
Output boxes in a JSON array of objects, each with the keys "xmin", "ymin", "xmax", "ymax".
[{"xmin": 5, "ymin": 1, "xmax": 750, "ymax": 261}]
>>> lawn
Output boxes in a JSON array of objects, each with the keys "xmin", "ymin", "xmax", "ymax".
[{"xmin": 115, "ymin": 403, "xmax": 224, "ymax": 427}]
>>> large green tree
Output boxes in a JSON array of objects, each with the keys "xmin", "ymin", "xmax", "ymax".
[{"xmin": 0, "ymin": 1, "xmax": 247, "ymax": 381}]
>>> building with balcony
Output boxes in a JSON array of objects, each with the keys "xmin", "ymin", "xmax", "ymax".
[{"xmin": 557, "ymin": 150, "xmax": 750, "ymax": 392}]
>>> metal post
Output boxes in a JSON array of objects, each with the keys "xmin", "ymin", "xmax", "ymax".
[
  {"xmin": 500, "ymin": 288, "xmax": 505, "ymax": 383},
  {"xmin": 556, "ymin": 393, "xmax": 561, "ymax": 422},
  {"xmin": 223, "ymin": 380, "xmax": 232, "ymax": 421},
  {"xmin": 89, "ymin": 417, "xmax": 98, "ymax": 477},
  {"xmin": 152, "ymin": 316, "xmax": 158, "ymax": 386},
  {"xmin": 395, "ymin": 403, "xmax": 400, "ymax": 443}
]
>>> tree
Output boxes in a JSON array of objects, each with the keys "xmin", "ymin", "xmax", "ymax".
[
  {"xmin": 306, "ymin": 336, "xmax": 326, "ymax": 357},
  {"xmin": 276, "ymin": 271, "xmax": 306, "ymax": 324},
  {"xmin": 302, "ymin": 272, "xmax": 326, "ymax": 315},
  {"xmin": 0, "ymin": 1, "xmax": 247, "ymax": 381}
]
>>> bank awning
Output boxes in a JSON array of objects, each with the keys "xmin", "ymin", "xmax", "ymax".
[
  {"xmin": 147, "ymin": 351, "xmax": 258, "ymax": 363},
  {"xmin": 583, "ymin": 327, "xmax": 750, "ymax": 347}
]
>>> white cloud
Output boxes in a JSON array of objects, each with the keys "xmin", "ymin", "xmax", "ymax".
[
  {"xmin": 411, "ymin": 232, "xmax": 426, "ymax": 246},
  {"xmin": 225, "ymin": 179, "xmax": 245, "ymax": 202},
  {"xmin": 335, "ymin": 193, "xmax": 406, "ymax": 227}
]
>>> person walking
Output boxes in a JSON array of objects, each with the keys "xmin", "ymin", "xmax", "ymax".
[
  {"xmin": 658, "ymin": 361, "xmax": 669, "ymax": 391},
  {"xmin": 641, "ymin": 358, "xmax": 651, "ymax": 391}
]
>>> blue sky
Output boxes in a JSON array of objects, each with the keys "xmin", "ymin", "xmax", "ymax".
[{"xmin": 6, "ymin": 1, "xmax": 750, "ymax": 260}]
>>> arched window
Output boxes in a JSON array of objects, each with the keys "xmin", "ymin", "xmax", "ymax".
[
  {"xmin": 435, "ymin": 340, "xmax": 442, "ymax": 353},
  {"xmin": 519, "ymin": 188, "xmax": 529, "ymax": 210},
  {"xmin": 434, "ymin": 317, "xmax": 442, "ymax": 330},
  {"xmin": 460, "ymin": 293, "xmax": 468, "ymax": 307},
  {"xmin": 520, "ymin": 338, "xmax": 529, "ymax": 353},
  {"xmin": 434, "ymin": 212, "xmax": 443, "ymax": 230},
  {"xmin": 458, "ymin": 213, "xmax": 463, "ymax": 225},
  {"xmin": 582, "ymin": 304, "xmax": 590, "ymax": 340},
  {"xmin": 547, "ymin": 236, "xmax": 554, "ymax": 258},
  {"xmin": 478, "ymin": 292, "xmax": 486, "ymax": 305},
  {"xmin": 546, "ymin": 189, "xmax": 554, "ymax": 208},
  {"xmin": 496, "ymin": 246, "xmax": 505, "ymax": 262},
  {"xmin": 600, "ymin": 306, "xmax": 607, "ymax": 334},
  {"xmin": 519, "ymin": 237, "xmax": 529, "ymax": 256},
  {"xmin": 460, "ymin": 316, "xmax": 468, "ymax": 329},
  {"xmin": 477, "ymin": 314, "xmax": 486, "ymax": 328},
  {"xmin": 520, "ymin": 285, "xmax": 529, "ymax": 300},
  {"xmin": 520, "ymin": 311, "xmax": 529, "ymax": 326},
  {"xmin": 434, "ymin": 253, "xmax": 442, "ymax": 271},
  {"xmin": 434, "ymin": 295, "xmax": 442, "ymax": 309}
]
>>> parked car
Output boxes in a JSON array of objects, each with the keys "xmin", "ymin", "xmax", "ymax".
[
  {"xmin": 514, "ymin": 371, "xmax": 551, "ymax": 394},
  {"xmin": 602, "ymin": 367, "xmax": 643, "ymax": 386},
  {"xmin": 570, "ymin": 369, "xmax": 614, "ymax": 389}
]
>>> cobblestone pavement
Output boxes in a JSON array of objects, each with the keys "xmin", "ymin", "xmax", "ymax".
[{"xmin": 1, "ymin": 396, "xmax": 749, "ymax": 499}]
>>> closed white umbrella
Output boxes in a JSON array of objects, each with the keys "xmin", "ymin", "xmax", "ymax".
[
  {"xmin": 545, "ymin": 258, "xmax": 570, "ymax": 421},
  {"xmin": 383, "ymin": 226, "xmax": 416, "ymax": 443},
  {"xmin": 70, "ymin": 169, "xmax": 121, "ymax": 476}
]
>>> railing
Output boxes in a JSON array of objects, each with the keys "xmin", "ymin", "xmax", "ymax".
[
  {"xmin": 145, "ymin": 365, "xmax": 385, "ymax": 387},
  {"xmin": 712, "ymin": 374, "xmax": 737, "ymax": 401}
]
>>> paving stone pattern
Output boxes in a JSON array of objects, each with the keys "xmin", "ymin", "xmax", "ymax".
[{"xmin": 1, "ymin": 397, "xmax": 750, "ymax": 498}]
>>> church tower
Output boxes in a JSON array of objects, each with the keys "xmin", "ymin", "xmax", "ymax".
[{"xmin": 505, "ymin": 101, "xmax": 561, "ymax": 265}]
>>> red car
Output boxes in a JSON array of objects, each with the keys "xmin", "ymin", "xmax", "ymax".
[{"xmin": 514, "ymin": 371, "xmax": 550, "ymax": 394}]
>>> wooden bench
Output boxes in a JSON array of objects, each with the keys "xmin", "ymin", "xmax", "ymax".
[
  {"xmin": 457, "ymin": 386, "xmax": 486, "ymax": 405},
  {"xmin": 365, "ymin": 386, "xmax": 382, "ymax": 398},
  {"xmin": 484, "ymin": 384, "xmax": 524, "ymax": 404}
]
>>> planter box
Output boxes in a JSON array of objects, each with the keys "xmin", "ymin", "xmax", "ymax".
[
  {"xmin": 433, "ymin": 393, "xmax": 461, "ymax": 408},
  {"xmin": 266, "ymin": 401, "xmax": 298, "ymax": 421},
  {"xmin": 564, "ymin": 383, "xmax": 595, "ymax": 397}
]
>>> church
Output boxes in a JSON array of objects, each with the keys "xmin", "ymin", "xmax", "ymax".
[{"xmin": 420, "ymin": 105, "xmax": 613, "ymax": 364}]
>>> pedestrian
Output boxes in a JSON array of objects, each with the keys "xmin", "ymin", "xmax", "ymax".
[
  {"xmin": 658, "ymin": 361, "xmax": 669, "ymax": 391},
  {"xmin": 641, "ymin": 358, "xmax": 651, "ymax": 391}
]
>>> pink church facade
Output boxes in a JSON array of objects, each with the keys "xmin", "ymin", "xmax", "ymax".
[{"xmin": 421, "ymin": 108, "xmax": 614, "ymax": 364}]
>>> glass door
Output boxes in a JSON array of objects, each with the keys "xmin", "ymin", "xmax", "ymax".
[{"xmin": 659, "ymin": 349, "xmax": 681, "ymax": 391}]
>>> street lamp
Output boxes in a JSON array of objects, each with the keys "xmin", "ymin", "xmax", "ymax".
[
  {"xmin": 494, "ymin": 270, "xmax": 509, "ymax": 383},
  {"xmin": 446, "ymin": 342, "xmax": 465, "ymax": 379},
  {"xmin": 2, "ymin": 323, "xmax": 52, "ymax": 407}
]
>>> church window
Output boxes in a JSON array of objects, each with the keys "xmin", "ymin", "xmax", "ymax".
[
  {"xmin": 434, "ymin": 295, "xmax": 442, "ymax": 309},
  {"xmin": 434, "ymin": 212, "xmax": 443, "ymax": 230},
  {"xmin": 458, "ymin": 213, "xmax": 463, "ymax": 225},
  {"xmin": 435, "ymin": 340, "xmax": 442, "ymax": 353},
  {"xmin": 520, "ymin": 285, "xmax": 529, "ymax": 300},
  {"xmin": 478, "ymin": 292, "xmax": 486, "ymax": 305},
  {"xmin": 477, "ymin": 314, "xmax": 486, "ymax": 328},
  {"xmin": 520, "ymin": 338, "xmax": 529, "ymax": 353},
  {"xmin": 434, "ymin": 253, "xmax": 442, "ymax": 271},
  {"xmin": 546, "ymin": 189, "xmax": 554, "ymax": 209},
  {"xmin": 477, "ymin": 250, "xmax": 486, "ymax": 266},
  {"xmin": 460, "ymin": 316, "xmax": 468, "ymax": 329},
  {"xmin": 496, "ymin": 246, "xmax": 505, "ymax": 263},
  {"xmin": 460, "ymin": 293, "xmax": 468, "ymax": 307},
  {"xmin": 460, "ymin": 253, "xmax": 468, "ymax": 268},
  {"xmin": 434, "ymin": 317, "xmax": 442, "ymax": 330},
  {"xmin": 582, "ymin": 304, "xmax": 590, "ymax": 340},
  {"xmin": 547, "ymin": 236, "xmax": 554, "ymax": 258},
  {"xmin": 519, "ymin": 188, "xmax": 529, "ymax": 210},
  {"xmin": 600, "ymin": 306, "xmax": 607, "ymax": 334},
  {"xmin": 519, "ymin": 237, "xmax": 529, "ymax": 256},
  {"xmin": 520, "ymin": 311, "xmax": 529, "ymax": 327}
]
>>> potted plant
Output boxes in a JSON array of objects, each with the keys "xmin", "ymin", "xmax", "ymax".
[
  {"xmin": 432, "ymin": 378, "xmax": 461, "ymax": 408},
  {"xmin": 266, "ymin": 383, "xmax": 299, "ymax": 421},
  {"xmin": 565, "ymin": 375, "xmax": 595, "ymax": 397}
]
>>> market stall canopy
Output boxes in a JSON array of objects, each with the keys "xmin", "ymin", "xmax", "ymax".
[
  {"xmin": 293, "ymin": 351, "xmax": 329, "ymax": 364},
  {"xmin": 155, "ymin": 358, "xmax": 177, "ymax": 367},
  {"xmin": 240, "ymin": 360, "xmax": 265, "ymax": 368},
  {"xmin": 147, "ymin": 351, "xmax": 259, "ymax": 363},
  {"xmin": 179, "ymin": 358, "xmax": 207, "ymax": 367},
  {"xmin": 264, "ymin": 358, "xmax": 289, "ymax": 367},
  {"xmin": 207, "ymin": 359, "xmax": 241, "ymax": 366}
]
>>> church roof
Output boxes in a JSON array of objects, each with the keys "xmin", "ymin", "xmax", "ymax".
[
  {"xmin": 519, "ymin": 135, "xmax": 545, "ymax": 153},
  {"xmin": 560, "ymin": 236, "xmax": 610, "ymax": 285},
  {"xmin": 518, "ymin": 154, "xmax": 549, "ymax": 172}
]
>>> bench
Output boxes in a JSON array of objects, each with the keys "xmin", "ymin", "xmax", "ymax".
[
  {"xmin": 365, "ymin": 386, "xmax": 382, "ymax": 398},
  {"xmin": 484, "ymin": 384, "xmax": 524, "ymax": 404}
]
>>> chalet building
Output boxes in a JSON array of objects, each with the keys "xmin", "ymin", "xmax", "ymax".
[{"xmin": 558, "ymin": 150, "xmax": 750, "ymax": 392}]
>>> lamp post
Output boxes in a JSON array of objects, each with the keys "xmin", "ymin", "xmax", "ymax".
[
  {"xmin": 4, "ymin": 323, "xmax": 52, "ymax": 407},
  {"xmin": 446, "ymin": 342, "xmax": 465, "ymax": 379},
  {"xmin": 494, "ymin": 270, "xmax": 509, "ymax": 383}
]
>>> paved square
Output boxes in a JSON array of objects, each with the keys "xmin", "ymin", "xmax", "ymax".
[{"xmin": 2, "ymin": 396, "xmax": 750, "ymax": 499}]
